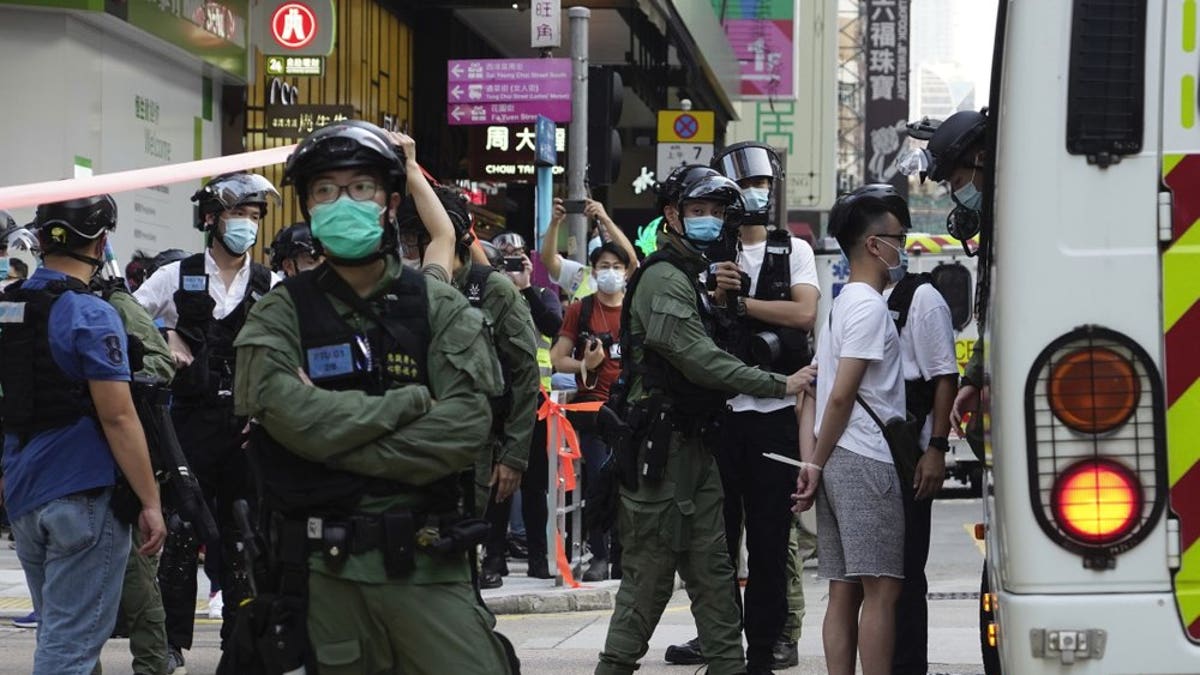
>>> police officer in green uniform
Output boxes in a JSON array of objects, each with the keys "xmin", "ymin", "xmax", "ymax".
[
  {"xmin": 232, "ymin": 120, "xmax": 513, "ymax": 674},
  {"xmin": 595, "ymin": 168, "xmax": 814, "ymax": 675},
  {"xmin": 394, "ymin": 187, "xmax": 539, "ymax": 524}
]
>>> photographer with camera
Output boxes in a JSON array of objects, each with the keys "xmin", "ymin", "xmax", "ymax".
[
  {"xmin": 665, "ymin": 143, "xmax": 820, "ymax": 672},
  {"xmin": 549, "ymin": 241, "xmax": 630, "ymax": 581}
]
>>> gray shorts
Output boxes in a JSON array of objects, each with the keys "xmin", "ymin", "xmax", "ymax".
[{"xmin": 816, "ymin": 446, "xmax": 905, "ymax": 581}]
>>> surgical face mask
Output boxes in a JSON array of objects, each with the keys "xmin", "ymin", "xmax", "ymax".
[
  {"xmin": 682, "ymin": 215, "xmax": 724, "ymax": 244},
  {"xmin": 309, "ymin": 195, "xmax": 386, "ymax": 260},
  {"xmin": 742, "ymin": 187, "xmax": 770, "ymax": 212},
  {"xmin": 594, "ymin": 268, "xmax": 625, "ymax": 294},
  {"xmin": 875, "ymin": 238, "xmax": 909, "ymax": 284},
  {"xmin": 0, "ymin": 257, "xmax": 9, "ymax": 279},
  {"xmin": 221, "ymin": 217, "xmax": 259, "ymax": 255},
  {"xmin": 952, "ymin": 172, "xmax": 983, "ymax": 212},
  {"xmin": 588, "ymin": 236, "xmax": 602, "ymax": 258}
]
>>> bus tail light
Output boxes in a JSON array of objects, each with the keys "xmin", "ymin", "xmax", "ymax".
[{"xmin": 1025, "ymin": 326, "xmax": 1167, "ymax": 567}]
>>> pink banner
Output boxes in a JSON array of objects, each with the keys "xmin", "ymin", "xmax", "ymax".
[{"xmin": 0, "ymin": 145, "xmax": 296, "ymax": 211}]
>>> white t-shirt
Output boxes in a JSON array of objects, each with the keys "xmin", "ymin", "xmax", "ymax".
[
  {"xmin": 728, "ymin": 236, "xmax": 821, "ymax": 414},
  {"xmin": 813, "ymin": 282, "xmax": 904, "ymax": 464},
  {"xmin": 887, "ymin": 283, "xmax": 959, "ymax": 447},
  {"xmin": 555, "ymin": 258, "xmax": 593, "ymax": 300},
  {"xmin": 134, "ymin": 251, "xmax": 281, "ymax": 328}
]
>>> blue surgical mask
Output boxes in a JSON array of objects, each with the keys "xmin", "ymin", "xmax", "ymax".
[
  {"xmin": 876, "ymin": 238, "xmax": 909, "ymax": 284},
  {"xmin": 683, "ymin": 215, "xmax": 724, "ymax": 244},
  {"xmin": 0, "ymin": 258, "xmax": 9, "ymax": 279},
  {"xmin": 952, "ymin": 173, "xmax": 983, "ymax": 212},
  {"xmin": 310, "ymin": 196, "xmax": 386, "ymax": 260},
  {"xmin": 221, "ymin": 217, "xmax": 259, "ymax": 255},
  {"xmin": 588, "ymin": 236, "xmax": 602, "ymax": 257},
  {"xmin": 594, "ymin": 268, "xmax": 625, "ymax": 294},
  {"xmin": 742, "ymin": 187, "xmax": 770, "ymax": 212}
]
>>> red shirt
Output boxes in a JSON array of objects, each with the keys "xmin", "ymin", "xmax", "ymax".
[{"xmin": 559, "ymin": 298, "xmax": 623, "ymax": 402}]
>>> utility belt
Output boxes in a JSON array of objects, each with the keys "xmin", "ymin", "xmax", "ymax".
[
  {"xmin": 279, "ymin": 509, "xmax": 489, "ymax": 579},
  {"xmin": 598, "ymin": 394, "xmax": 719, "ymax": 491}
]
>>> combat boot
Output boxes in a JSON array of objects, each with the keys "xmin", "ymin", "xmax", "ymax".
[{"xmin": 664, "ymin": 636, "xmax": 704, "ymax": 665}]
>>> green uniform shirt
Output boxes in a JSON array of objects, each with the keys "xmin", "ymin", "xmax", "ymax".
[
  {"xmin": 450, "ymin": 264, "xmax": 539, "ymax": 473},
  {"xmin": 627, "ymin": 250, "xmax": 787, "ymax": 404},
  {"xmin": 107, "ymin": 288, "xmax": 175, "ymax": 382},
  {"xmin": 233, "ymin": 259, "xmax": 502, "ymax": 584}
]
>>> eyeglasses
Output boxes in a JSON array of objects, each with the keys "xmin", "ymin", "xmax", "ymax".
[
  {"xmin": 875, "ymin": 233, "xmax": 908, "ymax": 247},
  {"xmin": 309, "ymin": 179, "xmax": 380, "ymax": 204}
]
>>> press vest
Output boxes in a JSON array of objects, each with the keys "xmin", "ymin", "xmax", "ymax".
[
  {"xmin": 0, "ymin": 278, "xmax": 96, "ymax": 436},
  {"xmin": 737, "ymin": 230, "xmax": 813, "ymax": 375}
]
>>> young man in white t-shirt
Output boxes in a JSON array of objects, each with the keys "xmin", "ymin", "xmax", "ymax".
[
  {"xmin": 884, "ymin": 276, "xmax": 959, "ymax": 675},
  {"xmin": 794, "ymin": 183, "xmax": 911, "ymax": 675}
]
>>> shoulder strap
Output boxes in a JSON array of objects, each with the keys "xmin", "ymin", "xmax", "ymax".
[
  {"xmin": 312, "ymin": 265, "xmax": 426, "ymax": 366},
  {"xmin": 854, "ymin": 393, "xmax": 888, "ymax": 434},
  {"xmin": 579, "ymin": 295, "xmax": 596, "ymax": 334},
  {"xmin": 247, "ymin": 262, "xmax": 272, "ymax": 299},
  {"xmin": 886, "ymin": 272, "xmax": 932, "ymax": 331},
  {"xmin": 464, "ymin": 264, "xmax": 492, "ymax": 309},
  {"xmin": 177, "ymin": 253, "xmax": 208, "ymax": 294}
]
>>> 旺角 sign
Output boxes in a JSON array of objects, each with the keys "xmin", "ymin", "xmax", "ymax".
[
  {"xmin": 265, "ymin": 104, "xmax": 353, "ymax": 139},
  {"xmin": 863, "ymin": 0, "xmax": 911, "ymax": 197},
  {"xmin": 530, "ymin": 0, "xmax": 562, "ymax": 48},
  {"xmin": 447, "ymin": 59, "xmax": 573, "ymax": 125}
]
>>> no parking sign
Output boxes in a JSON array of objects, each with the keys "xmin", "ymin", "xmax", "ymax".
[{"xmin": 657, "ymin": 110, "xmax": 715, "ymax": 144}]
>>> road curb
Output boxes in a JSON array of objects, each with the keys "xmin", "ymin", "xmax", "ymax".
[{"xmin": 486, "ymin": 587, "xmax": 616, "ymax": 615}]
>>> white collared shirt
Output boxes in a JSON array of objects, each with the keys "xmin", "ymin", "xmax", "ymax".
[{"xmin": 134, "ymin": 250, "xmax": 281, "ymax": 328}]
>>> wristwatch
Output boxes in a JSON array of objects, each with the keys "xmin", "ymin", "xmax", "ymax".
[
  {"xmin": 929, "ymin": 436, "xmax": 950, "ymax": 452},
  {"xmin": 734, "ymin": 296, "xmax": 748, "ymax": 317}
]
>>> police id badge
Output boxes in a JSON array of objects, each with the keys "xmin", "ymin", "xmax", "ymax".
[
  {"xmin": 181, "ymin": 275, "xmax": 208, "ymax": 292},
  {"xmin": 306, "ymin": 343, "xmax": 356, "ymax": 380}
]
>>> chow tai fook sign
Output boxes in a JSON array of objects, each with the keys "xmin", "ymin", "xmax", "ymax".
[
  {"xmin": 258, "ymin": 0, "xmax": 336, "ymax": 57},
  {"xmin": 863, "ymin": 0, "xmax": 910, "ymax": 197},
  {"xmin": 468, "ymin": 124, "xmax": 567, "ymax": 181}
]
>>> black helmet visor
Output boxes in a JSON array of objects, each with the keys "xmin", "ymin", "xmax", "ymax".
[{"xmin": 714, "ymin": 145, "xmax": 776, "ymax": 183}]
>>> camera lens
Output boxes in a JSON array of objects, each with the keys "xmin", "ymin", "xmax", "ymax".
[{"xmin": 750, "ymin": 331, "xmax": 782, "ymax": 366}]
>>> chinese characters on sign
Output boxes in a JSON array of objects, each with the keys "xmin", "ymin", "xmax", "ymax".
[
  {"xmin": 265, "ymin": 55, "xmax": 324, "ymax": 76},
  {"xmin": 864, "ymin": 0, "xmax": 910, "ymax": 196},
  {"xmin": 711, "ymin": 0, "xmax": 795, "ymax": 99},
  {"xmin": 446, "ymin": 59, "xmax": 573, "ymax": 125},
  {"xmin": 469, "ymin": 124, "xmax": 568, "ymax": 180},
  {"xmin": 530, "ymin": 0, "xmax": 561, "ymax": 49},
  {"xmin": 264, "ymin": 104, "xmax": 353, "ymax": 139}
]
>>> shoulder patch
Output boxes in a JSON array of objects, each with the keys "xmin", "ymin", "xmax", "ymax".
[{"xmin": 103, "ymin": 335, "xmax": 126, "ymax": 366}]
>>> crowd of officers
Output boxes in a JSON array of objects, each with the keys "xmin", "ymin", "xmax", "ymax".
[{"xmin": 0, "ymin": 108, "xmax": 990, "ymax": 675}]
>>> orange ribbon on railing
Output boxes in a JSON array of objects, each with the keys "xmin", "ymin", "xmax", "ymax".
[{"xmin": 537, "ymin": 386, "xmax": 603, "ymax": 588}]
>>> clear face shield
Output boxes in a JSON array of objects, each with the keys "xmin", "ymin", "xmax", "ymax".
[
  {"xmin": 207, "ymin": 174, "xmax": 283, "ymax": 212},
  {"xmin": 714, "ymin": 145, "xmax": 779, "ymax": 225}
]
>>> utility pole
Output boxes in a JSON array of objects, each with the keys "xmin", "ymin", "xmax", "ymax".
[{"xmin": 566, "ymin": 6, "xmax": 589, "ymax": 263}]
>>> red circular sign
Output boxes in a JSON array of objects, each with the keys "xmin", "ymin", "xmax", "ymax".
[{"xmin": 271, "ymin": 2, "xmax": 317, "ymax": 50}]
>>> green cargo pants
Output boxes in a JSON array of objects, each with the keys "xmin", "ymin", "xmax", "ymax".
[
  {"xmin": 596, "ymin": 435, "xmax": 745, "ymax": 675},
  {"xmin": 94, "ymin": 528, "xmax": 167, "ymax": 675},
  {"xmin": 307, "ymin": 573, "xmax": 511, "ymax": 674},
  {"xmin": 782, "ymin": 520, "xmax": 818, "ymax": 642}
]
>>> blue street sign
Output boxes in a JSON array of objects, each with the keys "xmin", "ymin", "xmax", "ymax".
[{"xmin": 534, "ymin": 115, "xmax": 557, "ymax": 167}]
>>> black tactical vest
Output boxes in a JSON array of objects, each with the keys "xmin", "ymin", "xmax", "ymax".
[
  {"xmin": 619, "ymin": 249, "xmax": 729, "ymax": 418},
  {"xmin": 738, "ymin": 229, "xmax": 813, "ymax": 375},
  {"xmin": 253, "ymin": 265, "xmax": 455, "ymax": 517},
  {"xmin": 0, "ymin": 278, "xmax": 97, "ymax": 437},
  {"xmin": 172, "ymin": 253, "xmax": 271, "ymax": 403},
  {"xmin": 460, "ymin": 264, "xmax": 512, "ymax": 432}
]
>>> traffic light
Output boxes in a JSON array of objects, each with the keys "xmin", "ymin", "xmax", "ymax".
[{"xmin": 588, "ymin": 66, "xmax": 623, "ymax": 186}]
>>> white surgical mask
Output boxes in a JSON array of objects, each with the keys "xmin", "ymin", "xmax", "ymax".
[{"xmin": 594, "ymin": 268, "xmax": 625, "ymax": 294}]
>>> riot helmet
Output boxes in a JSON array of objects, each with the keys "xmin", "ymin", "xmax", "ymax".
[
  {"xmin": 0, "ymin": 210, "xmax": 17, "ymax": 245},
  {"xmin": 35, "ymin": 195, "xmax": 118, "ymax": 272},
  {"xmin": 283, "ymin": 121, "xmax": 406, "ymax": 220},
  {"xmin": 492, "ymin": 231, "xmax": 527, "ymax": 255},
  {"xmin": 654, "ymin": 164, "xmax": 719, "ymax": 215},
  {"xmin": 711, "ymin": 142, "xmax": 783, "ymax": 226},
  {"xmin": 2, "ymin": 225, "xmax": 41, "ymax": 281},
  {"xmin": 478, "ymin": 240, "xmax": 505, "ymax": 270},
  {"xmin": 394, "ymin": 185, "xmax": 473, "ymax": 264},
  {"xmin": 268, "ymin": 223, "xmax": 317, "ymax": 273},
  {"xmin": 665, "ymin": 168, "xmax": 745, "ymax": 253},
  {"xmin": 191, "ymin": 172, "xmax": 281, "ymax": 231},
  {"xmin": 897, "ymin": 109, "xmax": 987, "ymax": 185}
]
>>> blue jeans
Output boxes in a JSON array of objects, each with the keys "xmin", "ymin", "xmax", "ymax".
[{"xmin": 12, "ymin": 488, "xmax": 131, "ymax": 675}]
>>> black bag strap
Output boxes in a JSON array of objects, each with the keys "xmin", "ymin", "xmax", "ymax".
[
  {"xmin": 312, "ymin": 265, "xmax": 424, "ymax": 366},
  {"xmin": 578, "ymin": 294, "xmax": 596, "ymax": 335},
  {"xmin": 828, "ymin": 304, "xmax": 891, "ymax": 434},
  {"xmin": 464, "ymin": 264, "xmax": 492, "ymax": 309},
  {"xmin": 886, "ymin": 272, "xmax": 932, "ymax": 331}
]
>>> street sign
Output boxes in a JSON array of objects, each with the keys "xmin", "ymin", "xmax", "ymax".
[
  {"xmin": 259, "ymin": 0, "xmax": 335, "ymax": 57},
  {"xmin": 718, "ymin": 4, "xmax": 797, "ymax": 98},
  {"xmin": 447, "ymin": 59, "xmax": 573, "ymax": 126},
  {"xmin": 265, "ymin": 104, "xmax": 353, "ymax": 139},
  {"xmin": 448, "ymin": 101, "xmax": 571, "ymax": 126},
  {"xmin": 530, "ymin": 0, "xmax": 562, "ymax": 48},
  {"xmin": 265, "ymin": 55, "xmax": 324, "ymax": 76},
  {"xmin": 447, "ymin": 80, "xmax": 571, "ymax": 103},
  {"xmin": 656, "ymin": 142, "xmax": 714, "ymax": 180},
  {"xmin": 535, "ymin": 115, "xmax": 557, "ymax": 167},
  {"xmin": 657, "ymin": 110, "xmax": 715, "ymax": 143}
]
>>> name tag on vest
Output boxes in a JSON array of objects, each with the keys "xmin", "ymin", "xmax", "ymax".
[
  {"xmin": 766, "ymin": 245, "xmax": 790, "ymax": 255},
  {"xmin": 0, "ymin": 301, "xmax": 26, "ymax": 324},
  {"xmin": 182, "ymin": 275, "xmax": 208, "ymax": 292},
  {"xmin": 307, "ymin": 343, "xmax": 355, "ymax": 379}
]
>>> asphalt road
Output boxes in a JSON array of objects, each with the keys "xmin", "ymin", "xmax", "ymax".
[{"xmin": 0, "ymin": 497, "xmax": 987, "ymax": 674}]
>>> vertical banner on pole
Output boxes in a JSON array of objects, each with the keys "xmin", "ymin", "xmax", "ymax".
[
  {"xmin": 863, "ymin": 0, "xmax": 911, "ymax": 197},
  {"xmin": 533, "ymin": 115, "xmax": 557, "ymax": 289}
]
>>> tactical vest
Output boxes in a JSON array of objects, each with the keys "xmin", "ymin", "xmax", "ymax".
[
  {"xmin": 173, "ymin": 253, "xmax": 271, "ymax": 403},
  {"xmin": 0, "ymin": 278, "xmax": 97, "ymax": 437},
  {"xmin": 887, "ymin": 272, "xmax": 939, "ymax": 422},
  {"xmin": 736, "ymin": 230, "xmax": 813, "ymax": 375},
  {"xmin": 253, "ymin": 265, "xmax": 455, "ymax": 517},
  {"xmin": 617, "ymin": 249, "xmax": 729, "ymax": 418},
  {"xmin": 461, "ymin": 264, "xmax": 512, "ymax": 432}
]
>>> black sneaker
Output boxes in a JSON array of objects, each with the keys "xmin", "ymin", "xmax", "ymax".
[
  {"xmin": 582, "ymin": 558, "xmax": 609, "ymax": 582},
  {"xmin": 482, "ymin": 556, "xmax": 509, "ymax": 578},
  {"xmin": 479, "ymin": 569, "xmax": 504, "ymax": 590},
  {"xmin": 664, "ymin": 636, "xmax": 704, "ymax": 665},
  {"xmin": 746, "ymin": 666, "xmax": 775, "ymax": 675},
  {"xmin": 506, "ymin": 535, "xmax": 529, "ymax": 560},
  {"xmin": 166, "ymin": 646, "xmax": 187, "ymax": 674},
  {"xmin": 770, "ymin": 637, "xmax": 798, "ymax": 668},
  {"xmin": 527, "ymin": 556, "xmax": 553, "ymax": 579}
]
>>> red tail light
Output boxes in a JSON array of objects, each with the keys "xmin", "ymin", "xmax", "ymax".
[
  {"xmin": 1052, "ymin": 459, "xmax": 1142, "ymax": 544},
  {"xmin": 1047, "ymin": 347, "xmax": 1140, "ymax": 434}
]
